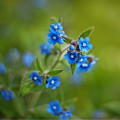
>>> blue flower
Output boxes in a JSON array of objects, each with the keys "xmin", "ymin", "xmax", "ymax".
[
  {"xmin": 69, "ymin": 45, "xmax": 75, "ymax": 51},
  {"xmin": 71, "ymin": 68, "xmax": 83, "ymax": 85},
  {"xmin": 50, "ymin": 23, "xmax": 63, "ymax": 32},
  {"xmin": 40, "ymin": 42, "xmax": 53, "ymax": 54},
  {"xmin": 29, "ymin": 72, "xmax": 43, "ymax": 86},
  {"xmin": 0, "ymin": 90, "xmax": 14, "ymax": 101},
  {"xmin": 93, "ymin": 110, "xmax": 105, "ymax": 119},
  {"xmin": 22, "ymin": 52, "xmax": 35, "ymax": 67},
  {"xmin": 79, "ymin": 37, "xmax": 92, "ymax": 52},
  {"xmin": 47, "ymin": 30, "xmax": 65, "ymax": 45},
  {"xmin": 77, "ymin": 62, "xmax": 90, "ymax": 72},
  {"xmin": 0, "ymin": 63, "xmax": 7, "ymax": 74},
  {"xmin": 77, "ymin": 54, "xmax": 88, "ymax": 65},
  {"xmin": 46, "ymin": 76, "xmax": 60, "ymax": 89},
  {"xmin": 64, "ymin": 52, "xmax": 78, "ymax": 64},
  {"xmin": 6, "ymin": 48, "xmax": 20, "ymax": 62},
  {"xmin": 59, "ymin": 111, "xmax": 72, "ymax": 120},
  {"xmin": 47, "ymin": 100, "xmax": 62, "ymax": 116}
]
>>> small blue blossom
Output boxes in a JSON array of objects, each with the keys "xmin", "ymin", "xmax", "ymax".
[
  {"xmin": 93, "ymin": 110, "xmax": 105, "ymax": 119},
  {"xmin": 59, "ymin": 111, "xmax": 72, "ymax": 120},
  {"xmin": 47, "ymin": 100, "xmax": 62, "ymax": 116},
  {"xmin": 64, "ymin": 52, "xmax": 78, "ymax": 64},
  {"xmin": 69, "ymin": 45, "xmax": 75, "ymax": 51},
  {"xmin": 77, "ymin": 54, "xmax": 88, "ymax": 65},
  {"xmin": 40, "ymin": 42, "xmax": 53, "ymax": 54},
  {"xmin": 77, "ymin": 62, "xmax": 90, "ymax": 72},
  {"xmin": 47, "ymin": 30, "xmax": 65, "ymax": 45},
  {"xmin": 50, "ymin": 23, "xmax": 63, "ymax": 32},
  {"xmin": 0, "ymin": 63, "xmax": 7, "ymax": 74},
  {"xmin": 46, "ymin": 76, "xmax": 60, "ymax": 89},
  {"xmin": 22, "ymin": 52, "xmax": 35, "ymax": 67},
  {"xmin": 6, "ymin": 48, "xmax": 20, "ymax": 62},
  {"xmin": 0, "ymin": 90, "xmax": 14, "ymax": 101},
  {"xmin": 29, "ymin": 72, "xmax": 43, "ymax": 86},
  {"xmin": 79, "ymin": 37, "xmax": 92, "ymax": 52},
  {"xmin": 71, "ymin": 68, "xmax": 83, "ymax": 85}
]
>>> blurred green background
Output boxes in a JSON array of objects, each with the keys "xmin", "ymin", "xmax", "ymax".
[{"xmin": 0, "ymin": 0, "xmax": 120, "ymax": 119}]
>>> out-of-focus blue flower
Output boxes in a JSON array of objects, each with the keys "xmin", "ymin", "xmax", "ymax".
[
  {"xmin": 71, "ymin": 68, "xmax": 83, "ymax": 85},
  {"xmin": 47, "ymin": 30, "xmax": 65, "ymax": 45},
  {"xmin": 46, "ymin": 76, "xmax": 60, "ymax": 89},
  {"xmin": 32, "ymin": 0, "xmax": 47, "ymax": 9},
  {"xmin": 40, "ymin": 42, "xmax": 53, "ymax": 54},
  {"xmin": 22, "ymin": 52, "xmax": 35, "ymax": 67},
  {"xmin": 93, "ymin": 110, "xmax": 105, "ymax": 119},
  {"xmin": 47, "ymin": 100, "xmax": 62, "ymax": 116},
  {"xmin": 6, "ymin": 48, "xmax": 20, "ymax": 62},
  {"xmin": 0, "ymin": 90, "xmax": 14, "ymax": 101},
  {"xmin": 0, "ymin": 63, "xmax": 7, "ymax": 74},
  {"xmin": 79, "ymin": 37, "xmax": 92, "ymax": 52},
  {"xmin": 50, "ymin": 23, "xmax": 63, "ymax": 32},
  {"xmin": 59, "ymin": 111, "xmax": 72, "ymax": 120},
  {"xmin": 64, "ymin": 52, "xmax": 78, "ymax": 64},
  {"xmin": 77, "ymin": 54, "xmax": 88, "ymax": 65},
  {"xmin": 69, "ymin": 45, "xmax": 75, "ymax": 51},
  {"xmin": 77, "ymin": 62, "xmax": 90, "ymax": 72},
  {"xmin": 29, "ymin": 72, "xmax": 43, "ymax": 86}
]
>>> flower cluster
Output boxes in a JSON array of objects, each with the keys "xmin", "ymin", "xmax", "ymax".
[
  {"xmin": 47, "ymin": 23, "xmax": 66, "ymax": 45},
  {"xmin": 47, "ymin": 100, "xmax": 72, "ymax": 120},
  {"xmin": 29, "ymin": 72, "xmax": 60, "ymax": 89},
  {"xmin": 64, "ymin": 37, "xmax": 93, "ymax": 72},
  {"xmin": 0, "ymin": 89, "xmax": 14, "ymax": 101}
]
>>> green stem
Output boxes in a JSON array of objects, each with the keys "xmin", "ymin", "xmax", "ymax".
[{"xmin": 50, "ymin": 45, "xmax": 69, "ymax": 70}]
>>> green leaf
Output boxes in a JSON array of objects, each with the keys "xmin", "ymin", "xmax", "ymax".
[
  {"xmin": 63, "ymin": 36, "xmax": 73, "ymax": 44},
  {"xmin": 54, "ymin": 43, "xmax": 61, "ymax": 51},
  {"xmin": 51, "ymin": 17, "xmax": 58, "ymax": 24},
  {"xmin": 47, "ymin": 69, "xmax": 63, "ymax": 76},
  {"xmin": 19, "ymin": 72, "xmax": 46, "ymax": 97},
  {"xmin": 44, "ymin": 55, "xmax": 50, "ymax": 65},
  {"xmin": 104, "ymin": 101, "xmax": 120, "ymax": 116},
  {"xmin": 36, "ymin": 58, "xmax": 44, "ymax": 73},
  {"xmin": 70, "ymin": 63, "xmax": 76, "ymax": 74},
  {"xmin": 79, "ymin": 26, "xmax": 94, "ymax": 39},
  {"xmin": 62, "ymin": 97, "xmax": 78, "ymax": 107}
]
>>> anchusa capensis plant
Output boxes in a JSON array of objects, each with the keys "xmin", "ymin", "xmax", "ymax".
[{"xmin": 0, "ymin": 17, "xmax": 97, "ymax": 119}]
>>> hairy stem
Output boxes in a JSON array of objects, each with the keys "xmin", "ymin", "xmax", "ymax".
[{"xmin": 50, "ymin": 45, "xmax": 69, "ymax": 70}]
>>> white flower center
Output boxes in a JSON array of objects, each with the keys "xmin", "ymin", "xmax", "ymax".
[
  {"xmin": 33, "ymin": 76, "xmax": 37, "ymax": 80},
  {"xmin": 65, "ymin": 113, "xmax": 68, "ymax": 116},
  {"xmin": 59, "ymin": 34, "xmax": 63, "ymax": 37},
  {"xmin": 51, "ymin": 80, "xmax": 55, "ymax": 84},
  {"xmin": 53, "ymin": 36, "xmax": 57, "ymax": 40},
  {"xmin": 54, "ymin": 26, "xmax": 58, "ymax": 29},
  {"xmin": 53, "ymin": 106, "xmax": 57, "ymax": 110},
  {"xmin": 71, "ymin": 55, "xmax": 74, "ymax": 58},
  {"xmin": 82, "ymin": 63, "xmax": 88, "ymax": 67},
  {"xmin": 80, "ymin": 58, "xmax": 83, "ymax": 62},
  {"xmin": 44, "ymin": 46, "xmax": 47, "ymax": 50},
  {"xmin": 83, "ymin": 43, "xmax": 86, "ymax": 47}
]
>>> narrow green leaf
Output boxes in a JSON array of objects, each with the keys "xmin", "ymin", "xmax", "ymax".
[
  {"xmin": 36, "ymin": 58, "xmax": 44, "ymax": 73},
  {"xmin": 51, "ymin": 17, "xmax": 58, "ymax": 24},
  {"xmin": 62, "ymin": 97, "xmax": 78, "ymax": 107},
  {"xmin": 104, "ymin": 101, "xmax": 120, "ymax": 116},
  {"xmin": 54, "ymin": 43, "xmax": 61, "ymax": 51},
  {"xmin": 44, "ymin": 55, "xmax": 50, "ymax": 65},
  {"xmin": 47, "ymin": 69, "xmax": 63, "ymax": 76},
  {"xmin": 63, "ymin": 36, "xmax": 73, "ymax": 44},
  {"xmin": 19, "ymin": 72, "xmax": 46, "ymax": 97},
  {"xmin": 70, "ymin": 63, "xmax": 76, "ymax": 74},
  {"xmin": 79, "ymin": 26, "xmax": 94, "ymax": 39}
]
